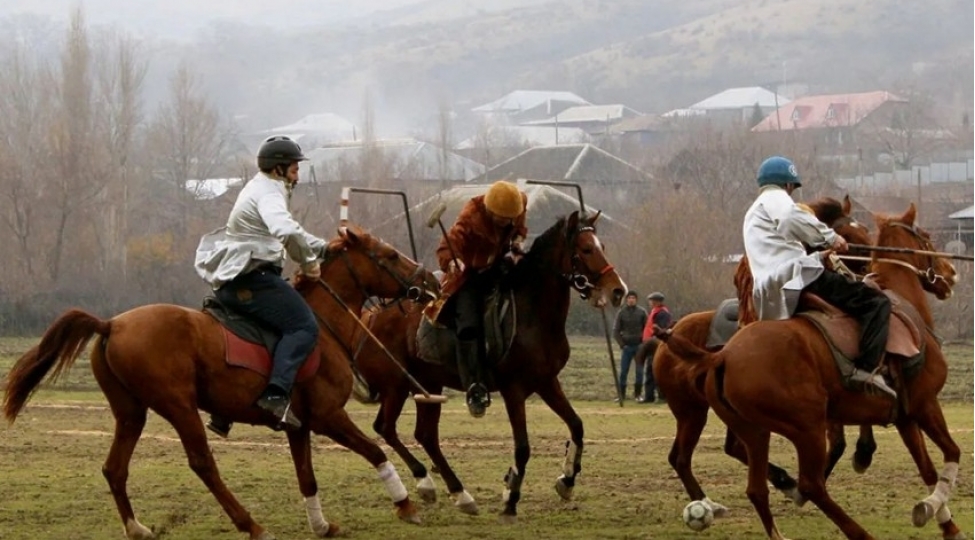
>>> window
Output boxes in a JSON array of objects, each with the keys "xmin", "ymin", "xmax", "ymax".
[
  {"xmin": 826, "ymin": 106, "xmax": 835, "ymax": 120},
  {"xmin": 791, "ymin": 108, "xmax": 801, "ymax": 122}
]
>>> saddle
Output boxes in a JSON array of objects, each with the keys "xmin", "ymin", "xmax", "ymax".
[
  {"xmin": 705, "ymin": 298, "xmax": 740, "ymax": 350},
  {"xmin": 202, "ymin": 297, "xmax": 320, "ymax": 382},
  {"xmin": 795, "ymin": 289, "xmax": 926, "ymax": 390},
  {"xmin": 415, "ymin": 287, "xmax": 517, "ymax": 376}
]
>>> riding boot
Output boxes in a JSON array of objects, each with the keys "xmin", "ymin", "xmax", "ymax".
[
  {"xmin": 254, "ymin": 386, "xmax": 301, "ymax": 431},
  {"xmin": 456, "ymin": 338, "xmax": 490, "ymax": 418},
  {"xmin": 206, "ymin": 415, "xmax": 233, "ymax": 438}
]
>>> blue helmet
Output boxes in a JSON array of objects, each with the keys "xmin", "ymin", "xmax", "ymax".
[{"xmin": 757, "ymin": 156, "xmax": 800, "ymax": 187}]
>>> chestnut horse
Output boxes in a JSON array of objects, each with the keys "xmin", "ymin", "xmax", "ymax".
[
  {"xmin": 656, "ymin": 204, "xmax": 963, "ymax": 540},
  {"xmin": 3, "ymin": 225, "xmax": 439, "ymax": 540},
  {"xmin": 655, "ymin": 196, "xmax": 880, "ymax": 514},
  {"xmin": 354, "ymin": 211, "xmax": 627, "ymax": 521}
]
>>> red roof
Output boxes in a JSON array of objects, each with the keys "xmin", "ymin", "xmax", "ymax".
[{"xmin": 752, "ymin": 91, "xmax": 906, "ymax": 132}]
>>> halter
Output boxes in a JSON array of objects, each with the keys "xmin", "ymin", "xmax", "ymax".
[
  {"xmin": 318, "ymin": 238, "xmax": 431, "ymax": 308},
  {"xmin": 886, "ymin": 221, "xmax": 951, "ymax": 289}
]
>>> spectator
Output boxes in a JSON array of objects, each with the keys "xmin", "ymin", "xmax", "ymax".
[
  {"xmin": 613, "ymin": 291, "xmax": 648, "ymax": 401},
  {"xmin": 636, "ymin": 291, "xmax": 672, "ymax": 403}
]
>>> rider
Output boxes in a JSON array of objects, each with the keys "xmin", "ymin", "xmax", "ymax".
[
  {"xmin": 742, "ymin": 156, "xmax": 895, "ymax": 398},
  {"xmin": 436, "ymin": 180, "xmax": 528, "ymax": 417},
  {"xmin": 195, "ymin": 135, "xmax": 326, "ymax": 435}
]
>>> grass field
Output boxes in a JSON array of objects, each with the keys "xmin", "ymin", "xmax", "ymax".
[{"xmin": 1, "ymin": 337, "xmax": 972, "ymax": 540}]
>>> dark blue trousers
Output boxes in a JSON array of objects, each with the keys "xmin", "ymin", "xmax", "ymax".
[{"xmin": 216, "ymin": 266, "xmax": 318, "ymax": 394}]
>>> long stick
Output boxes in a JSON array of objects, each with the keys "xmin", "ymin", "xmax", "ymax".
[
  {"xmin": 847, "ymin": 243, "xmax": 974, "ymax": 261},
  {"xmin": 600, "ymin": 307, "xmax": 624, "ymax": 407},
  {"xmin": 315, "ymin": 278, "xmax": 447, "ymax": 404}
]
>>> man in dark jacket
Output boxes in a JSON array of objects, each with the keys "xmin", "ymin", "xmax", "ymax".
[{"xmin": 613, "ymin": 291, "xmax": 648, "ymax": 401}]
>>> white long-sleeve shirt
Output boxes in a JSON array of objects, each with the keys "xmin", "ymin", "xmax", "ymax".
[
  {"xmin": 195, "ymin": 172, "xmax": 326, "ymax": 289},
  {"xmin": 742, "ymin": 186, "xmax": 837, "ymax": 320}
]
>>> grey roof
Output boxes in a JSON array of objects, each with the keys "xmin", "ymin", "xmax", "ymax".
[
  {"xmin": 299, "ymin": 139, "xmax": 485, "ymax": 183},
  {"xmin": 524, "ymin": 104, "xmax": 643, "ymax": 126},
  {"xmin": 949, "ymin": 205, "xmax": 974, "ymax": 219},
  {"xmin": 454, "ymin": 125, "xmax": 589, "ymax": 150},
  {"xmin": 472, "ymin": 143, "xmax": 652, "ymax": 184},
  {"xmin": 472, "ymin": 90, "xmax": 590, "ymax": 113},
  {"xmin": 261, "ymin": 113, "xmax": 357, "ymax": 142},
  {"xmin": 689, "ymin": 86, "xmax": 789, "ymax": 110}
]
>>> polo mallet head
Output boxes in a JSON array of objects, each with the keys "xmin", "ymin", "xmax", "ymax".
[{"xmin": 427, "ymin": 202, "xmax": 448, "ymax": 229}]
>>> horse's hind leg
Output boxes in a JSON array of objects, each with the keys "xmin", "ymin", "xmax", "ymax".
[
  {"xmin": 372, "ymin": 389, "xmax": 437, "ymax": 503},
  {"xmin": 413, "ymin": 390, "xmax": 478, "ymax": 515},
  {"xmin": 161, "ymin": 406, "xmax": 270, "ymax": 540},
  {"xmin": 852, "ymin": 425, "xmax": 877, "ymax": 474},
  {"xmin": 724, "ymin": 427, "xmax": 803, "ymax": 508},
  {"xmin": 91, "ymin": 345, "xmax": 152, "ymax": 539},
  {"xmin": 315, "ymin": 409, "xmax": 420, "ymax": 525},
  {"xmin": 535, "ymin": 379, "xmax": 583, "ymax": 503},
  {"xmin": 286, "ymin": 428, "xmax": 340, "ymax": 538},
  {"xmin": 792, "ymin": 429, "xmax": 874, "ymax": 540}
]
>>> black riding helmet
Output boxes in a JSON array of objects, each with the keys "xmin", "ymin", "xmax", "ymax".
[{"xmin": 257, "ymin": 136, "xmax": 307, "ymax": 172}]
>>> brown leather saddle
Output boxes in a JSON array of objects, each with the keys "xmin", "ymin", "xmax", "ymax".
[{"xmin": 795, "ymin": 289, "xmax": 927, "ymax": 387}]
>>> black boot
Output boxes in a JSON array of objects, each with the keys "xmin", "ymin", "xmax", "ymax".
[
  {"xmin": 456, "ymin": 339, "xmax": 491, "ymax": 417},
  {"xmin": 206, "ymin": 415, "xmax": 233, "ymax": 438},
  {"xmin": 255, "ymin": 388, "xmax": 301, "ymax": 431},
  {"xmin": 633, "ymin": 383, "xmax": 642, "ymax": 402}
]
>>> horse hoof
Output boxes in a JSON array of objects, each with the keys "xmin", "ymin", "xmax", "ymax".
[
  {"xmin": 395, "ymin": 500, "xmax": 422, "ymax": 525},
  {"xmin": 418, "ymin": 487, "xmax": 437, "ymax": 503},
  {"xmin": 457, "ymin": 501, "xmax": 479, "ymax": 515},
  {"xmin": 852, "ymin": 454, "xmax": 872, "ymax": 474},
  {"xmin": 706, "ymin": 499, "xmax": 730, "ymax": 518},
  {"xmin": 320, "ymin": 523, "xmax": 341, "ymax": 538},
  {"xmin": 253, "ymin": 532, "xmax": 276, "ymax": 540},
  {"xmin": 913, "ymin": 501, "xmax": 935, "ymax": 527},
  {"xmin": 450, "ymin": 490, "xmax": 478, "ymax": 515},
  {"xmin": 124, "ymin": 518, "xmax": 154, "ymax": 540},
  {"xmin": 782, "ymin": 487, "xmax": 806, "ymax": 507},
  {"xmin": 554, "ymin": 478, "xmax": 574, "ymax": 501},
  {"xmin": 498, "ymin": 513, "xmax": 517, "ymax": 525},
  {"xmin": 945, "ymin": 532, "xmax": 967, "ymax": 540}
]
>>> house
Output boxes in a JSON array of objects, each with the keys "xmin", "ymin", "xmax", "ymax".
[
  {"xmin": 454, "ymin": 125, "xmax": 589, "ymax": 151},
  {"xmin": 471, "ymin": 90, "xmax": 591, "ymax": 124},
  {"xmin": 608, "ymin": 114, "xmax": 682, "ymax": 146},
  {"xmin": 523, "ymin": 104, "xmax": 643, "ymax": 135},
  {"xmin": 253, "ymin": 113, "xmax": 358, "ymax": 150},
  {"xmin": 471, "ymin": 143, "xmax": 653, "ymax": 211},
  {"xmin": 752, "ymin": 91, "xmax": 909, "ymax": 151},
  {"xmin": 666, "ymin": 86, "xmax": 789, "ymax": 125},
  {"xmin": 298, "ymin": 138, "xmax": 486, "ymax": 184}
]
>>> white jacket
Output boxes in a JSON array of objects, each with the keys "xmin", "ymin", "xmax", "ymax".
[
  {"xmin": 195, "ymin": 172, "xmax": 326, "ymax": 289},
  {"xmin": 742, "ymin": 186, "xmax": 837, "ymax": 320}
]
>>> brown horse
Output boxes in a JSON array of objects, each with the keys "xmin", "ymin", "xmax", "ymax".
[
  {"xmin": 656, "ymin": 203, "xmax": 963, "ymax": 540},
  {"xmin": 353, "ymin": 211, "xmax": 627, "ymax": 521},
  {"xmin": 655, "ymin": 196, "xmax": 879, "ymax": 514},
  {"xmin": 3, "ymin": 225, "xmax": 440, "ymax": 540}
]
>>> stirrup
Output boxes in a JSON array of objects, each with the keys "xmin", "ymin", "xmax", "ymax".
[{"xmin": 849, "ymin": 368, "xmax": 897, "ymax": 399}]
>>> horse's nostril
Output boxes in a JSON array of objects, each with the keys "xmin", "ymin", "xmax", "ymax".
[{"xmin": 613, "ymin": 288, "xmax": 625, "ymax": 300}]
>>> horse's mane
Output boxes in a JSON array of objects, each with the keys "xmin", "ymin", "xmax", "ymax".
[
  {"xmin": 805, "ymin": 197, "xmax": 844, "ymax": 226},
  {"xmin": 525, "ymin": 215, "xmax": 570, "ymax": 260}
]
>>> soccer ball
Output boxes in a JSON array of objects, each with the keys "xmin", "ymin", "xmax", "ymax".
[{"xmin": 682, "ymin": 500, "xmax": 714, "ymax": 531}]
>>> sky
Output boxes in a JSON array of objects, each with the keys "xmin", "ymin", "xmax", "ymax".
[{"xmin": 0, "ymin": 0, "xmax": 425, "ymax": 39}]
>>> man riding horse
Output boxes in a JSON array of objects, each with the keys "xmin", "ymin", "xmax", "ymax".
[
  {"xmin": 743, "ymin": 156, "xmax": 895, "ymax": 397},
  {"xmin": 427, "ymin": 180, "xmax": 528, "ymax": 417}
]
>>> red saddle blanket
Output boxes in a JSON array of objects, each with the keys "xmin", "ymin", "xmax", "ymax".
[{"xmin": 220, "ymin": 327, "xmax": 321, "ymax": 383}]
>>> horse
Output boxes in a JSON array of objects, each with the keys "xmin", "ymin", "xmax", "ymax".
[
  {"xmin": 655, "ymin": 203, "xmax": 963, "ymax": 540},
  {"xmin": 3, "ymin": 225, "xmax": 440, "ymax": 540},
  {"xmin": 654, "ymin": 196, "xmax": 882, "ymax": 514},
  {"xmin": 353, "ymin": 210, "xmax": 627, "ymax": 521}
]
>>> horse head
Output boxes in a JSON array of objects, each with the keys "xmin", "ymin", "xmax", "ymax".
[
  {"xmin": 807, "ymin": 195, "xmax": 873, "ymax": 274},
  {"xmin": 564, "ymin": 210, "xmax": 628, "ymax": 308},
  {"xmin": 303, "ymin": 224, "xmax": 439, "ymax": 302},
  {"xmin": 873, "ymin": 203, "xmax": 957, "ymax": 300}
]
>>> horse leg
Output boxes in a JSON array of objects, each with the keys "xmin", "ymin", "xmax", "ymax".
[
  {"xmin": 162, "ymin": 406, "xmax": 270, "ymax": 540},
  {"xmin": 286, "ymin": 428, "xmax": 340, "ymax": 538},
  {"xmin": 897, "ymin": 415, "xmax": 965, "ymax": 539},
  {"xmin": 535, "ymin": 378, "xmax": 583, "ymax": 502},
  {"xmin": 91, "ymin": 343, "xmax": 154, "ymax": 539},
  {"xmin": 667, "ymin": 404, "xmax": 730, "ymax": 516},
  {"xmin": 412, "ymin": 392, "xmax": 478, "ymax": 515},
  {"xmin": 315, "ymin": 409, "xmax": 420, "ymax": 525},
  {"xmin": 852, "ymin": 425, "xmax": 877, "ymax": 474},
  {"xmin": 823, "ymin": 422, "xmax": 848, "ymax": 480},
  {"xmin": 372, "ymin": 389, "xmax": 436, "ymax": 503},
  {"xmin": 792, "ymin": 429, "xmax": 874, "ymax": 540},
  {"xmin": 499, "ymin": 388, "xmax": 530, "ymax": 524},
  {"xmin": 723, "ymin": 427, "xmax": 802, "ymax": 508}
]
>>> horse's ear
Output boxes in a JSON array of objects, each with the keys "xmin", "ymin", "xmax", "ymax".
[
  {"xmin": 338, "ymin": 226, "xmax": 361, "ymax": 245},
  {"xmin": 567, "ymin": 210, "xmax": 580, "ymax": 231},
  {"xmin": 902, "ymin": 203, "xmax": 917, "ymax": 225},
  {"xmin": 589, "ymin": 209, "xmax": 602, "ymax": 225},
  {"xmin": 842, "ymin": 194, "xmax": 852, "ymax": 215}
]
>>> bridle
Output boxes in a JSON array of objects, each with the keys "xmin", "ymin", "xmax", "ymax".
[
  {"xmin": 318, "ymin": 238, "xmax": 432, "ymax": 307},
  {"xmin": 885, "ymin": 221, "xmax": 952, "ymax": 289},
  {"xmin": 564, "ymin": 224, "xmax": 615, "ymax": 300}
]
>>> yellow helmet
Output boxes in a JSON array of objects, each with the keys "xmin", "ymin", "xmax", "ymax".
[{"xmin": 483, "ymin": 180, "xmax": 524, "ymax": 218}]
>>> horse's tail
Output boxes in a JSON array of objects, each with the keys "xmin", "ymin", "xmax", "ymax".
[
  {"xmin": 653, "ymin": 325, "xmax": 722, "ymax": 369},
  {"xmin": 2, "ymin": 309, "xmax": 111, "ymax": 423}
]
